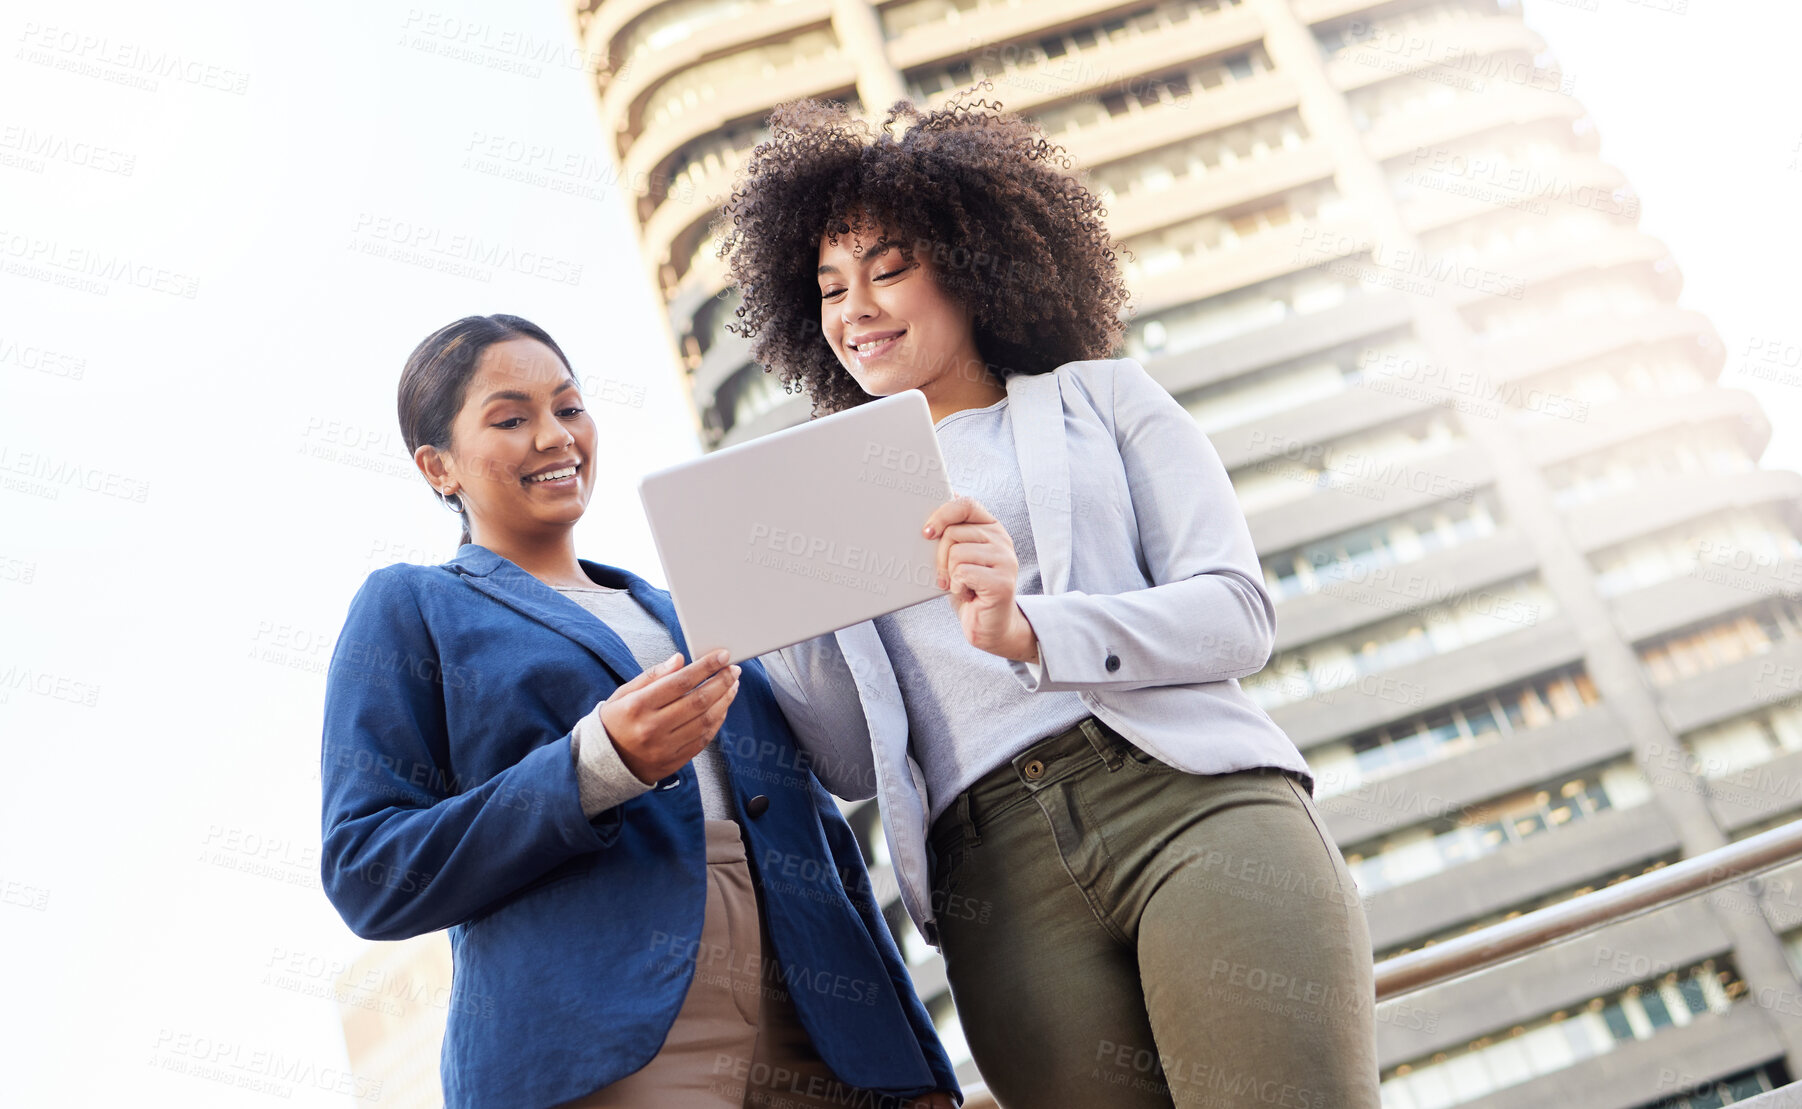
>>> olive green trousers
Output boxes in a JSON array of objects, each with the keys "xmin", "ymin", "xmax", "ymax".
[{"xmin": 928, "ymin": 715, "xmax": 1382, "ymax": 1109}]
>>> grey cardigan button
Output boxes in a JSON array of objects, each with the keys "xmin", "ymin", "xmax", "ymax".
[{"xmin": 1105, "ymin": 653, "xmax": 1121, "ymax": 673}]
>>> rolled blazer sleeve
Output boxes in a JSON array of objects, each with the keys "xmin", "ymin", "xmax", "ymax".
[
  {"xmin": 1008, "ymin": 358, "xmax": 1276, "ymax": 692},
  {"xmin": 758, "ymin": 633, "xmax": 880, "ymax": 802},
  {"xmin": 320, "ymin": 568, "xmax": 609, "ymax": 941}
]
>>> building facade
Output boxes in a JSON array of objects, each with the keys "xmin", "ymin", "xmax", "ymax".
[{"xmin": 567, "ymin": 0, "xmax": 1802, "ymax": 1104}]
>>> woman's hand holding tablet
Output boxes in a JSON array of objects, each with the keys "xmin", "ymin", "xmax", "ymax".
[{"xmin": 598, "ymin": 648, "xmax": 740, "ymax": 783}]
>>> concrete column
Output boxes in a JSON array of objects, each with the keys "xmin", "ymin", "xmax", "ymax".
[{"xmin": 828, "ymin": 0, "xmax": 908, "ymax": 115}]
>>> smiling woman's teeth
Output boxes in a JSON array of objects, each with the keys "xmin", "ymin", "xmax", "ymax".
[{"xmin": 526, "ymin": 466, "xmax": 577, "ymax": 484}]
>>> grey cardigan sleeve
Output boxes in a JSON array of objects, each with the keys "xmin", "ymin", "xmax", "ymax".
[
  {"xmin": 569, "ymin": 702, "xmax": 657, "ymax": 818},
  {"xmin": 757, "ymin": 633, "xmax": 880, "ymax": 802},
  {"xmin": 1006, "ymin": 357, "xmax": 1277, "ymax": 693}
]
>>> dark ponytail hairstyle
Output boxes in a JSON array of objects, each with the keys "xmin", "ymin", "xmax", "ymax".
[{"xmin": 397, "ymin": 314, "xmax": 576, "ymax": 548}]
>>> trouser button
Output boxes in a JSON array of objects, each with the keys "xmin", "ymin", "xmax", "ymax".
[{"xmin": 1022, "ymin": 759, "xmax": 1046, "ymax": 781}]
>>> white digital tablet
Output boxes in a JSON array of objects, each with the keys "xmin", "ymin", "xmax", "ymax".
[{"xmin": 637, "ymin": 388, "xmax": 954, "ymax": 666}]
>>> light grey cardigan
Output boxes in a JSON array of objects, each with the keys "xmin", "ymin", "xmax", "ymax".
[{"xmin": 759, "ymin": 356, "xmax": 1313, "ymax": 946}]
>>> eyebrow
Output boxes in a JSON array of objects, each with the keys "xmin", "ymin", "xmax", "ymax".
[
  {"xmin": 817, "ymin": 239, "xmax": 900, "ymax": 276},
  {"xmin": 480, "ymin": 380, "xmax": 579, "ymax": 406}
]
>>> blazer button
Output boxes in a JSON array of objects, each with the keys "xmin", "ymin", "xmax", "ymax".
[
  {"xmin": 745, "ymin": 794, "xmax": 770, "ymax": 818},
  {"xmin": 1105, "ymin": 653, "xmax": 1121, "ymax": 673}
]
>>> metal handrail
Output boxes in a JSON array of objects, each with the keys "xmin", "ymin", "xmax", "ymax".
[
  {"xmin": 1374, "ymin": 816, "xmax": 1802, "ymax": 1001},
  {"xmin": 945, "ymin": 820, "xmax": 1802, "ymax": 1105}
]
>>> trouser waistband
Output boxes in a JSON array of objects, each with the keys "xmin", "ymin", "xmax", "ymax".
[
  {"xmin": 703, "ymin": 817, "xmax": 746, "ymax": 865},
  {"xmin": 930, "ymin": 714, "xmax": 1133, "ymax": 851}
]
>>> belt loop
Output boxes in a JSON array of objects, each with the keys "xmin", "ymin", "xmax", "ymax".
[
  {"xmin": 957, "ymin": 790, "xmax": 982, "ymax": 846},
  {"xmin": 1080, "ymin": 716, "xmax": 1122, "ymax": 771}
]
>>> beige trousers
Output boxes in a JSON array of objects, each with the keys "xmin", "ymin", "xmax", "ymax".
[{"xmin": 556, "ymin": 819, "xmax": 870, "ymax": 1109}]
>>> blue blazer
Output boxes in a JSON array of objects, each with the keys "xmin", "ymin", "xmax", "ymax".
[{"xmin": 319, "ymin": 544, "xmax": 958, "ymax": 1109}]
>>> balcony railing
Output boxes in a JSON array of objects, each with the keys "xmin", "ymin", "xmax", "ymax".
[
  {"xmin": 952, "ymin": 819, "xmax": 1802, "ymax": 1108},
  {"xmin": 1375, "ymin": 815, "xmax": 1802, "ymax": 1000}
]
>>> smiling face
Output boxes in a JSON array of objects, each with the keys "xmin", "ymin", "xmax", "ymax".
[
  {"xmin": 417, "ymin": 337, "xmax": 595, "ymax": 546},
  {"xmin": 817, "ymin": 220, "xmax": 992, "ymax": 402}
]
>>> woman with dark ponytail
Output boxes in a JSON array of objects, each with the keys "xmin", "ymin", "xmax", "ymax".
[{"xmin": 319, "ymin": 314, "xmax": 959, "ymax": 1109}]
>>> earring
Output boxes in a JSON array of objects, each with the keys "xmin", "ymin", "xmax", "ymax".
[{"xmin": 437, "ymin": 488, "xmax": 464, "ymax": 514}]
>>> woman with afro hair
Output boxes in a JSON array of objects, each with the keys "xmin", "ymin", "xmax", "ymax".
[{"xmin": 719, "ymin": 87, "xmax": 1382, "ymax": 1109}]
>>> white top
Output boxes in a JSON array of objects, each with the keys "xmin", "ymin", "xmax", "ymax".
[
  {"xmin": 872, "ymin": 397, "xmax": 1091, "ymax": 826},
  {"xmin": 555, "ymin": 584, "xmax": 737, "ymax": 821}
]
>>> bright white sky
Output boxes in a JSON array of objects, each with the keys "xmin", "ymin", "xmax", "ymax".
[{"xmin": 1, "ymin": 0, "xmax": 1799, "ymax": 1103}]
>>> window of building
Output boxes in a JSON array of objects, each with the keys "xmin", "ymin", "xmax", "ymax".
[
  {"xmin": 1341, "ymin": 759, "xmax": 1651, "ymax": 896},
  {"xmin": 1021, "ymin": 39, "xmax": 1272, "ymax": 136},
  {"xmin": 1465, "ymin": 274, "xmax": 1659, "ymax": 342},
  {"xmin": 643, "ymin": 28, "xmax": 841, "ymax": 134},
  {"xmin": 615, "ymin": 0, "xmax": 799, "ymax": 71},
  {"xmin": 1589, "ymin": 506, "xmax": 1802, "ymax": 598},
  {"xmin": 1182, "ymin": 348, "xmax": 1347, "ymax": 432},
  {"xmin": 1122, "ymin": 265, "xmax": 1361, "ymax": 363},
  {"xmin": 1345, "ymin": 59, "xmax": 1496, "ymax": 133},
  {"xmin": 1544, "ymin": 426, "xmax": 1756, "ymax": 509},
  {"xmin": 1258, "ymin": 481, "xmax": 1497, "ymax": 601},
  {"xmin": 1228, "ymin": 408, "xmax": 1465, "ymax": 517},
  {"xmin": 1384, "ymin": 131, "xmax": 1564, "ymax": 207},
  {"xmin": 1504, "ymin": 349, "xmax": 1707, "ymax": 432},
  {"xmin": 1385, "ymin": 961, "xmax": 1763, "ymax": 1108},
  {"xmin": 1639, "ymin": 1064, "xmax": 1794, "ymax": 1109},
  {"xmin": 1315, "ymin": 0, "xmax": 1485, "ymax": 63},
  {"xmin": 1636, "ymin": 598, "xmax": 1802, "ymax": 686},
  {"xmin": 908, "ymin": 6, "xmax": 1247, "ymax": 101},
  {"xmin": 686, "ymin": 286, "xmax": 742, "ymax": 359},
  {"xmin": 1784, "ymin": 925, "xmax": 1802, "ymax": 983},
  {"xmin": 1243, "ymin": 576, "xmax": 1555, "ymax": 712},
  {"xmin": 1421, "ymin": 208, "xmax": 1616, "ymax": 273},
  {"xmin": 1308, "ymin": 666, "xmax": 1595, "ymax": 798},
  {"xmin": 720, "ymin": 361, "xmax": 788, "ymax": 433},
  {"xmin": 1118, "ymin": 179, "xmax": 1342, "ymax": 287},
  {"xmin": 885, "ymin": 0, "xmax": 1241, "ymax": 43},
  {"xmin": 652, "ymin": 121, "xmax": 769, "ymax": 231},
  {"xmin": 1085, "ymin": 110, "xmax": 1309, "ymax": 209},
  {"xmin": 1684, "ymin": 697, "xmax": 1802, "ymax": 780}
]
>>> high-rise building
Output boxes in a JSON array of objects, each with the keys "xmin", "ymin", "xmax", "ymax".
[{"xmin": 569, "ymin": 0, "xmax": 1802, "ymax": 1104}]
